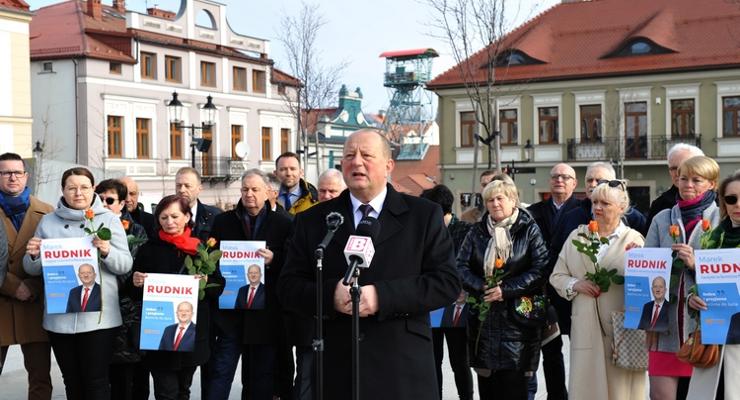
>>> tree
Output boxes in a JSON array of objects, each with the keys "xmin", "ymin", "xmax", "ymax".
[
  {"xmin": 426, "ymin": 0, "xmax": 528, "ymax": 192},
  {"xmin": 277, "ymin": 2, "xmax": 347, "ymax": 175}
]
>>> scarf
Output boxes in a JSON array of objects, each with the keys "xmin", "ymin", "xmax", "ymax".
[
  {"xmin": 702, "ymin": 217, "xmax": 740, "ymax": 249},
  {"xmin": 158, "ymin": 226, "xmax": 201, "ymax": 256},
  {"xmin": 483, "ymin": 208, "xmax": 519, "ymax": 277},
  {"xmin": 677, "ymin": 190, "xmax": 716, "ymax": 238},
  {"xmin": 0, "ymin": 187, "xmax": 30, "ymax": 232}
]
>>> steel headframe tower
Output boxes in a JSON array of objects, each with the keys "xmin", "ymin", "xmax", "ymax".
[{"xmin": 379, "ymin": 48, "xmax": 438, "ymax": 148}]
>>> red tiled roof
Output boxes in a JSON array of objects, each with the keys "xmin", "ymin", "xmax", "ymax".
[
  {"xmin": 272, "ymin": 68, "xmax": 301, "ymax": 87},
  {"xmin": 302, "ymin": 108, "xmax": 338, "ymax": 135},
  {"xmin": 391, "ymin": 145, "xmax": 440, "ymax": 196},
  {"xmin": 428, "ymin": 0, "xmax": 740, "ymax": 89},
  {"xmin": 0, "ymin": 0, "xmax": 30, "ymax": 11}
]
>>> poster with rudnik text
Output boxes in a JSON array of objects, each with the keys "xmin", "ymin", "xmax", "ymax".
[
  {"xmin": 140, "ymin": 273, "xmax": 199, "ymax": 352},
  {"xmin": 219, "ymin": 240, "xmax": 266, "ymax": 310},
  {"xmin": 623, "ymin": 248, "xmax": 672, "ymax": 331},
  {"xmin": 695, "ymin": 249, "xmax": 740, "ymax": 344},
  {"xmin": 40, "ymin": 237, "xmax": 99, "ymax": 314}
]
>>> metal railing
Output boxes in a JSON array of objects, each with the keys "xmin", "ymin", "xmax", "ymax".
[
  {"xmin": 566, "ymin": 134, "xmax": 702, "ymax": 161},
  {"xmin": 194, "ymin": 156, "xmax": 249, "ymax": 180}
]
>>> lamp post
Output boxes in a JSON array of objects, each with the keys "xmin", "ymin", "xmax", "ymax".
[
  {"xmin": 32, "ymin": 140, "xmax": 43, "ymax": 195},
  {"xmin": 167, "ymin": 91, "xmax": 217, "ymax": 170},
  {"xmin": 505, "ymin": 140, "xmax": 534, "ymax": 181}
]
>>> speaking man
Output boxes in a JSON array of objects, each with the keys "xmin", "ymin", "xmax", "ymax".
[
  {"xmin": 235, "ymin": 265, "xmax": 265, "ymax": 310},
  {"xmin": 159, "ymin": 301, "xmax": 196, "ymax": 352},
  {"xmin": 65, "ymin": 264, "xmax": 101, "ymax": 313},
  {"xmin": 638, "ymin": 277, "xmax": 670, "ymax": 332},
  {"xmin": 278, "ymin": 129, "xmax": 460, "ymax": 399}
]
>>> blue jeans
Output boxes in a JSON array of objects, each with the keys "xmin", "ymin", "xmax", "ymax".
[{"xmin": 206, "ymin": 332, "xmax": 243, "ymax": 400}]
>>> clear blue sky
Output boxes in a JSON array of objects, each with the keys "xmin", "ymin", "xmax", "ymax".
[{"xmin": 27, "ymin": 0, "xmax": 559, "ymax": 113}]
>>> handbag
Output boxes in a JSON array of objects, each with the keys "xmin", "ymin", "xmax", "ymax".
[
  {"xmin": 611, "ymin": 311, "xmax": 648, "ymax": 371},
  {"xmin": 510, "ymin": 294, "xmax": 548, "ymax": 328},
  {"xmin": 676, "ymin": 328, "xmax": 720, "ymax": 368}
]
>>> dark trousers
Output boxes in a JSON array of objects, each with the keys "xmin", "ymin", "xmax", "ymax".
[
  {"xmin": 0, "ymin": 341, "xmax": 53, "ymax": 400},
  {"xmin": 207, "ymin": 330, "xmax": 243, "ymax": 400},
  {"xmin": 478, "ymin": 370, "xmax": 529, "ymax": 400},
  {"xmin": 150, "ymin": 365, "xmax": 197, "ymax": 400},
  {"xmin": 241, "ymin": 344, "xmax": 276, "ymax": 400},
  {"xmin": 110, "ymin": 362, "xmax": 150, "ymax": 400},
  {"xmin": 293, "ymin": 346, "xmax": 314, "ymax": 400},
  {"xmin": 432, "ymin": 328, "xmax": 473, "ymax": 400},
  {"xmin": 48, "ymin": 328, "xmax": 116, "ymax": 400},
  {"xmin": 541, "ymin": 335, "xmax": 567, "ymax": 400}
]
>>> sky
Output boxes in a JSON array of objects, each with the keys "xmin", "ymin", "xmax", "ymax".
[{"xmin": 27, "ymin": 0, "xmax": 559, "ymax": 114}]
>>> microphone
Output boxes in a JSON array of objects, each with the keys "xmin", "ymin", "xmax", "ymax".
[
  {"xmin": 342, "ymin": 217, "xmax": 380, "ymax": 285},
  {"xmin": 315, "ymin": 212, "xmax": 344, "ymax": 258}
]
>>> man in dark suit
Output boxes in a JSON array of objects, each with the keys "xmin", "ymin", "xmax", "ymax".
[
  {"xmin": 175, "ymin": 167, "xmax": 221, "ymax": 243},
  {"xmin": 121, "ymin": 176, "xmax": 156, "ymax": 240},
  {"xmin": 435, "ymin": 291, "xmax": 472, "ymax": 400},
  {"xmin": 158, "ymin": 301, "xmax": 196, "ymax": 352},
  {"xmin": 727, "ymin": 312, "xmax": 740, "ymax": 344},
  {"xmin": 65, "ymin": 264, "xmax": 101, "ymax": 313},
  {"xmin": 234, "ymin": 264, "xmax": 266, "ymax": 310},
  {"xmin": 637, "ymin": 276, "xmax": 669, "ymax": 332},
  {"xmin": 527, "ymin": 162, "xmax": 580, "ymax": 400},
  {"xmin": 278, "ymin": 129, "xmax": 460, "ymax": 399}
]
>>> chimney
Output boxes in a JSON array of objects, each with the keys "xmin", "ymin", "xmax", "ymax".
[
  {"xmin": 87, "ymin": 0, "xmax": 102, "ymax": 19},
  {"xmin": 113, "ymin": 0, "xmax": 125, "ymax": 13},
  {"xmin": 147, "ymin": 7, "xmax": 176, "ymax": 20}
]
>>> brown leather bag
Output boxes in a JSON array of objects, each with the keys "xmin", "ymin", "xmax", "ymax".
[{"xmin": 677, "ymin": 329, "xmax": 720, "ymax": 368}]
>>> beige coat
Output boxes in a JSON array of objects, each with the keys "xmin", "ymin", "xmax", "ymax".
[
  {"xmin": 550, "ymin": 225, "xmax": 646, "ymax": 400},
  {"xmin": 0, "ymin": 196, "xmax": 54, "ymax": 346}
]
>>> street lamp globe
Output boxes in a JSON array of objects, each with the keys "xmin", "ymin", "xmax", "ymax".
[
  {"xmin": 167, "ymin": 91, "xmax": 184, "ymax": 125},
  {"xmin": 202, "ymin": 95, "xmax": 217, "ymax": 127}
]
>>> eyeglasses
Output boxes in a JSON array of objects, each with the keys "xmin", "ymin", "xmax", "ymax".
[
  {"xmin": 64, "ymin": 185, "xmax": 93, "ymax": 193},
  {"xmin": 597, "ymin": 179, "xmax": 626, "ymax": 191},
  {"xmin": 724, "ymin": 195, "xmax": 738, "ymax": 205},
  {"xmin": 0, "ymin": 170, "xmax": 26, "ymax": 178},
  {"xmin": 98, "ymin": 196, "xmax": 118, "ymax": 205},
  {"xmin": 550, "ymin": 174, "xmax": 574, "ymax": 181}
]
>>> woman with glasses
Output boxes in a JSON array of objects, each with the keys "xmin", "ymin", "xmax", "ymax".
[
  {"xmin": 23, "ymin": 167, "xmax": 133, "ymax": 399},
  {"xmin": 644, "ymin": 155, "xmax": 721, "ymax": 400},
  {"xmin": 684, "ymin": 170, "xmax": 740, "ymax": 399},
  {"xmin": 550, "ymin": 180, "xmax": 646, "ymax": 399}
]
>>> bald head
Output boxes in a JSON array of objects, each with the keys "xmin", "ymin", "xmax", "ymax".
[{"xmin": 120, "ymin": 176, "xmax": 140, "ymax": 213}]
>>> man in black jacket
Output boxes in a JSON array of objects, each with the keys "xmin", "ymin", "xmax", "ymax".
[
  {"xmin": 121, "ymin": 176, "xmax": 156, "ymax": 239},
  {"xmin": 278, "ymin": 129, "xmax": 460, "ymax": 400},
  {"xmin": 646, "ymin": 143, "xmax": 704, "ymax": 227},
  {"xmin": 207, "ymin": 169, "xmax": 292, "ymax": 400},
  {"xmin": 175, "ymin": 167, "xmax": 221, "ymax": 243}
]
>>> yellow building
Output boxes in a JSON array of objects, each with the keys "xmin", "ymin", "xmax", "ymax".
[{"xmin": 0, "ymin": 0, "xmax": 32, "ymax": 157}]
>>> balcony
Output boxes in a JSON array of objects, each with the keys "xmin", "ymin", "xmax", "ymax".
[
  {"xmin": 104, "ymin": 157, "xmax": 249, "ymax": 181},
  {"xmin": 196, "ymin": 157, "xmax": 249, "ymax": 182},
  {"xmin": 566, "ymin": 134, "xmax": 702, "ymax": 161}
]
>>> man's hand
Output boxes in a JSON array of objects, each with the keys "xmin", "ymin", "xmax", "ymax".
[
  {"xmin": 334, "ymin": 281, "xmax": 351, "ymax": 314},
  {"xmin": 15, "ymin": 282, "xmax": 32, "ymax": 301},
  {"xmin": 359, "ymin": 285, "xmax": 378, "ymax": 317}
]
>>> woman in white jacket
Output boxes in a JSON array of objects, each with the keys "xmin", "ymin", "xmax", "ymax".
[{"xmin": 23, "ymin": 167, "xmax": 132, "ymax": 399}]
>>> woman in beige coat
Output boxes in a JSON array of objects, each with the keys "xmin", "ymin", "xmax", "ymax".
[{"xmin": 550, "ymin": 181, "xmax": 646, "ymax": 399}]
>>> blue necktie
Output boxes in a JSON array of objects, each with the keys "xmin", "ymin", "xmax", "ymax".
[{"xmin": 281, "ymin": 192, "xmax": 292, "ymax": 210}]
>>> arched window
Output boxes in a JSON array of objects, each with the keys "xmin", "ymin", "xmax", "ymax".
[
  {"xmin": 493, "ymin": 50, "xmax": 542, "ymax": 67},
  {"xmin": 612, "ymin": 38, "xmax": 671, "ymax": 57},
  {"xmin": 196, "ymin": 9, "xmax": 217, "ymax": 30}
]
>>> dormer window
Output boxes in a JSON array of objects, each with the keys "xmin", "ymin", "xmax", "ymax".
[
  {"xmin": 490, "ymin": 49, "xmax": 543, "ymax": 67},
  {"xmin": 611, "ymin": 38, "xmax": 672, "ymax": 57}
]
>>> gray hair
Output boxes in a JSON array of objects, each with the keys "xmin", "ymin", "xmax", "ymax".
[
  {"xmin": 667, "ymin": 143, "xmax": 704, "ymax": 162},
  {"xmin": 319, "ymin": 168, "xmax": 345, "ymax": 186},
  {"xmin": 585, "ymin": 162, "xmax": 615, "ymax": 181},
  {"xmin": 266, "ymin": 172, "xmax": 281, "ymax": 191},
  {"xmin": 241, "ymin": 168, "xmax": 270, "ymax": 187},
  {"xmin": 482, "ymin": 179, "xmax": 520, "ymax": 206}
]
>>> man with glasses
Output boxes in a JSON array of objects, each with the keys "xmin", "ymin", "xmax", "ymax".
[
  {"xmin": 0, "ymin": 152, "xmax": 53, "ymax": 399},
  {"xmin": 647, "ymin": 144, "xmax": 704, "ymax": 227},
  {"xmin": 120, "ymin": 176, "xmax": 156, "ymax": 239},
  {"xmin": 527, "ymin": 163, "xmax": 580, "ymax": 400}
]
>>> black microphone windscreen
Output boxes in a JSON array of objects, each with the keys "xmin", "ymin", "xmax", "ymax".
[{"xmin": 356, "ymin": 217, "xmax": 380, "ymax": 241}]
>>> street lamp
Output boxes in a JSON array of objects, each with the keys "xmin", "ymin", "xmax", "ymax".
[
  {"xmin": 167, "ymin": 92, "xmax": 217, "ymax": 170},
  {"xmin": 524, "ymin": 139, "xmax": 534, "ymax": 162},
  {"xmin": 505, "ymin": 140, "xmax": 535, "ymax": 181}
]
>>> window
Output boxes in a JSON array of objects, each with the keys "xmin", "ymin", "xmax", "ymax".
[
  {"xmin": 165, "ymin": 56, "xmax": 181, "ymax": 82},
  {"xmin": 494, "ymin": 50, "xmax": 542, "ymax": 67},
  {"xmin": 281, "ymin": 128, "xmax": 290, "ymax": 153},
  {"xmin": 499, "ymin": 109, "xmax": 518, "ymax": 145},
  {"xmin": 459, "ymin": 111, "xmax": 476, "ymax": 148},
  {"xmin": 231, "ymin": 125, "xmax": 243, "ymax": 160},
  {"xmin": 107, "ymin": 116, "xmax": 123, "ymax": 157},
  {"xmin": 233, "ymin": 67, "xmax": 247, "ymax": 91},
  {"xmin": 613, "ymin": 39, "xmax": 671, "ymax": 57},
  {"xmin": 580, "ymin": 105, "xmax": 602, "ymax": 143},
  {"xmin": 42, "ymin": 62, "xmax": 53, "ymax": 72},
  {"xmin": 538, "ymin": 107, "xmax": 559, "ymax": 144},
  {"xmin": 170, "ymin": 123, "xmax": 183, "ymax": 159},
  {"xmin": 201, "ymin": 128, "xmax": 213, "ymax": 176},
  {"xmin": 624, "ymin": 102, "xmax": 648, "ymax": 158},
  {"xmin": 261, "ymin": 127, "xmax": 272, "ymax": 160},
  {"xmin": 278, "ymin": 84, "xmax": 286, "ymax": 95},
  {"xmin": 136, "ymin": 118, "xmax": 151, "ymax": 158},
  {"xmin": 723, "ymin": 96, "xmax": 740, "ymax": 137},
  {"xmin": 109, "ymin": 62, "xmax": 122, "ymax": 75},
  {"xmin": 201, "ymin": 61, "xmax": 216, "ymax": 87},
  {"xmin": 141, "ymin": 52, "xmax": 156, "ymax": 79},
  {"xmin": 252, "ymin": 70, "xmax": 266, "ymax": 93},
  {"xmin": 671, "ymin": 99, "xmax": 695, "ymax": 138}
]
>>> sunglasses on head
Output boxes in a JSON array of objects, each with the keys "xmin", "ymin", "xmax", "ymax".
[
  {"xmin": 725, "ymin": 195, "xmax": 739, "ymax": 205},
  {"xmin": 597, "ymin": 179, "xmax": 626, "ymax": 191},
  {"xmin": 99, "ymin": 196, "xmax": 118, "ymax": 205}
]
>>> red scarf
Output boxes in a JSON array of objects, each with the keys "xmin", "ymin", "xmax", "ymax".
[{"xmin": 158, "ymin": 226, "xmax": 201, "ymax": 255}]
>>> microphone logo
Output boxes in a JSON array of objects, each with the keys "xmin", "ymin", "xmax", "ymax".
[{"xmin": 346, "ymin": 236, "xmax": 370, "ymax": 252}]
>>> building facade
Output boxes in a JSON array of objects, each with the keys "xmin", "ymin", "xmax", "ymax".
[
  {"xmin": 428, "ymin": 0, "xmax": 740, "ymax": 211},
  {"xmin": 0, "ymin": 0, "xmax": 33, "ymax": 157},
  {"xmin": 29, "ymin": 0, "xmax": 299, "ymax": 207}
]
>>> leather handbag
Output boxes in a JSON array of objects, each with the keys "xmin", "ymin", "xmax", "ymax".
[
  {"xmin": 611, "ymin": 311, "xmax": 648, "ymax": 371},
  {"xmin": 676, "ymin": 328, "xmax": 720, "ymax": 368}
]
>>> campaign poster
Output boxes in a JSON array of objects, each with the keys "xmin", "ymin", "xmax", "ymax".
[
  {"xmin": 430, "ymin": 308, "xmax": 444, "ymax": 328},
  {"xmin": 623, "ymin": 248, "xmax": 672, "ymax": 331},
  {"xmin": 695, "ymin": 249, "xmax": 740, "ymax": 344},
  {"xmin": 219, "ymin": 240, "xmax": 266, "ymax": 310},
  {"xmin": 140, "ymin": 273, "xmax": 200, "ymax": 352},
  {"xmin": 40, "ymin": 237, "xmax": 99, "ymax": 314}
]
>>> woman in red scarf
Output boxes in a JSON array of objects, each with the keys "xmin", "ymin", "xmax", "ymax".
[{"xmin": 130, "ymin": 195, "xmax": 224, "ymax": 399}]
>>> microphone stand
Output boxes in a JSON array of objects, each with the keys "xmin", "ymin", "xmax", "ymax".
[
  {"xmin": 313, "ymin": 247, "xmax": 327, "ymax": 400},
  {"xmin": 349, "ymin": 268, "xmax": 362, "ymax": 400}
]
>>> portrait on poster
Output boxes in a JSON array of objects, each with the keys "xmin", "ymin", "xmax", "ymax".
[
  {"xmin": 695, "ymin": 249, "xmax": 740, "ymax": 344},
  {"xmin": 139, "ymin": 273, "xmax": 200, "ymax": 352},
  {"xmin": 218, "ymin": 240, "xmax": 265, "ymax": 310},
  {"xmin": 623, "ymin": 247, "xmax": 672, "ymax": 331},
  {"xmin": 40, "ymin": 237, "xmax": 100, "ymax": 314}
]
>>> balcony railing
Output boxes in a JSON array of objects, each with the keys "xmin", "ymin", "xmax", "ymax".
[
  {"xmin": 195, "ymin": 157, "xmax": 249, "ymax": 181},
  {"xmin": 566, "ymin": 134, "xmax": 702, "ymax": 161},
  {"xmin": 104, "ymin": 157, "xmax": 249, "ymax": 180}
]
